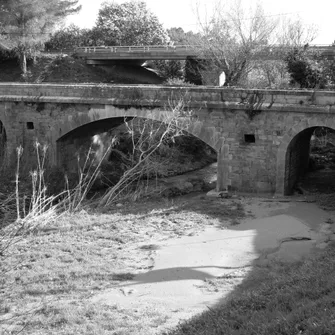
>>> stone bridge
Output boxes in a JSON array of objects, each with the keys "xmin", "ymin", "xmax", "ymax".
[{"xmin": 1, "ymin": 83, "xmax": 335, "ymax": 195}]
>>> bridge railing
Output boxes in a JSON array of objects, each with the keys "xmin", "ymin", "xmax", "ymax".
[
  {"xmin": 75, "ymin": 45, "xmax": 198, "ymax": 54},
  {"xmin": 73, "ymin": 44, "xmax": 335, "ymax": 61}
]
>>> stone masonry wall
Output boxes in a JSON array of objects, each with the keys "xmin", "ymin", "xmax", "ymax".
[
  {"xmin": 2, "ymin": 84, "xmax": 335, "ymax": 194},
  {"xmin": 1, "ymin": 100, "xmax": 332, "ymax": 194}
]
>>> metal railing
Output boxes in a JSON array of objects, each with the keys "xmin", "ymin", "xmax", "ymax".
[
  {"xmin": 75, "ymin": 44, "xmax": 335, "ymax": 53},
  {"xmin": 75, "ymin": 45, "xmax": 198, "ymax": 54},
  {"xmin": 73, "ymin": 44, "xmax": 335, "ymax": 61}
]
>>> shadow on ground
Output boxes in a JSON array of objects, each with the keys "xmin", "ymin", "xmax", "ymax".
[{"xmin": 95, "ymin": 196, "xmax": 334, "ymax": 335}]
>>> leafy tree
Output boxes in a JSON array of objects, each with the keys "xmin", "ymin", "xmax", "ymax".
[
  {"xmin": 151, "ymin": 59, "xmax": 184, "ymax": 80},
  {"xmin": 45, "ymin": 24, "xmax": 104, "ymax": 50},
  {"xmin": 167, "ymin": 27, "xmax": 200, "ymax": 45},
  {"xmin": 284, "ymin": 46, "xmax": 335, "ymax": 89},
  {"xmin": 94, "ymin": 0, "xmax": 168, "ymax": 46},
  {"xmin": 0, "ymin": 0, "xmax": 81, "ymax": 75},
  {"xmin": 322, "ymin": 58, "xmax": 335, "ymax": 88},
  {"xmin": 45, "ymin": 24, "xmax": 84, "ymax": 50},
  {"xmin": 285, "ymin": 47, "xmax": 322, "ymax": 88}
]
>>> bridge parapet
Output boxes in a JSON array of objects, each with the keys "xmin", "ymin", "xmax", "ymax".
[
  {"xmin": 73, "ymin": 44, "xmax": 335, "ymax": 61},
  {"xmin": 75, "ymin": 44, "xmax": 198, "ymax": 60},
  {"xmin": 76, "ymin": 45, "xmax": 196, "ymax": 53},
  {"xmin": 0, "ymin": 83, "xmax": 335, "ymax": 112}
]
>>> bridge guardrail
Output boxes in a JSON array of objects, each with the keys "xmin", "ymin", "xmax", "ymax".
[
  {"xmin": 75, "ymin": 44, "xmax": 335, "ymax": 54},
  {"xmin": 73, "ymin": 44, "xmax": 335, "ymax": 61},
  {"xmin": 75, "ymin": 45, "xmax": 198, "ymax": 54}
]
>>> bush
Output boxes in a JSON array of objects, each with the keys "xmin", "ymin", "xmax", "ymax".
[
  {"xmin": 163, "ymin": 77, "xmax": 196, "ymax": 86},
  {"xmin": 150, "ymin": 60, "xmax": 185, "ymax": 80},
  {"xmin": 285, "ymin": 47, "xmax": 327, "ymax": 88},
  {"xmin": 0, "ymin": 48, "xmax": 16, "ymax": 63}
]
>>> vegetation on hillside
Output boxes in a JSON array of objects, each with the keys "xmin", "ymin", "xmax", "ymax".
[{"xmin": 0, "ymin": 53, "xmax": 165, "ymax": 84}]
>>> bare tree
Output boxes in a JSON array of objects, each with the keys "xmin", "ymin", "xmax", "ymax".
[
  {"xmin": 276, "ymin": 16, "xmax": 318, "ymax": 47},
  {"xmin": 99, "ymin": 100, "xmax": 192, "ymax": 207},
  {"xmin": 192, "ymin": 0, "xmax": 320, "ymax": 88},
  {"xmin": 194, "ymin": 0, "xmax": 278, "ymax": 86}
]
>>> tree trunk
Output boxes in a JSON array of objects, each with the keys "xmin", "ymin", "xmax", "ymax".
[{"xmin": 20, "ymin": 52, "xmax": 27, "ymax": 75}]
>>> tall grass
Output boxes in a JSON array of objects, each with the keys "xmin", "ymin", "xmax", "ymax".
[
  {"xmin": 0, "ymin": 139, "xmax": 110, "ymax": 253},
  {"xmin": 0, "ymin": 140, "xmax": 111, "ymax": 332},
  {"xmin": 62, "ymin": 142, "xmax": 113, "ymax": 212},
  {"xmin": 14, "ymin": 142, "xmax": 63, "ymax": 231}
]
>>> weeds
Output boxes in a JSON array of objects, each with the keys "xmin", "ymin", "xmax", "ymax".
[
  {"xmin": 230, "ymin": 219, "xmax": 241, "ymax": 226},
  {"xmin": 0, "ymin": 139, "xmax": 110, "ymax": 332},
  {"xmin": 62, "ymin": 141, "xmax": 114, "ymax": 212},
  {"xmin": 1, "ymin": 143, "xmax": 61, "ymax": 268}
]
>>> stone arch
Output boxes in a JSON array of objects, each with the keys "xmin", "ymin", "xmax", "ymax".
[
  {"xmin": 53, "ymin": 105, "xmax": 224, "ymax": 168},
  {"xmin": 276, "ymin": 118, "xmax": 335, "ymax": 195}
]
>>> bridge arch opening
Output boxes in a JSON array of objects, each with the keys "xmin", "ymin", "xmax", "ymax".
[
  {"xmin": 56, "ymin": 117, "xmax": 130, "ymax": 169},
  {"xmin": 284, "ymin": 126, "xmax": 335, "ymax": 195},
  {"xmin": 56, "ymin": 116, "xmax": 217, "ymax": 191},
  {"xmin": 0, "ymin": 120, "xmax": 7, "ymax": 166}
]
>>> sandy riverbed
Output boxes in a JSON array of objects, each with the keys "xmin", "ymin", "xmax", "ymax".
[{"xmin": 91, "ymin": 196, "xmax": 335, "ymax": 334}]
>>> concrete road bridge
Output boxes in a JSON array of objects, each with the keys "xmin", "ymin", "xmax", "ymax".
[
  {"xmin": 74, "ymin": 44, "xmax": 335, "ymax": 64},
  {"xmin": 1, "ymin": 83, "xmax": 335, "ymax": 195}
]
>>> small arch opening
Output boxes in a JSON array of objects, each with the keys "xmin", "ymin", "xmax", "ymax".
[{"xmin": 284, "ymin": 126, "xmax": 335, "ymax": 196}]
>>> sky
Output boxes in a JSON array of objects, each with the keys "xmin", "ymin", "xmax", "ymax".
[{"xmin": 67, "ymin": 0, "xmax": 335, "ymax": 45}]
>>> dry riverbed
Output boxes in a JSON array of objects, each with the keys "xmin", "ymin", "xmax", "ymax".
[{"xmin": 1, "ymin": 194, "xmax": 334, "ymax": 334}]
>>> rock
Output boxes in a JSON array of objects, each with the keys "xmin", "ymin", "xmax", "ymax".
[
  {"xmin": 206, "ymin": 189, "xmax": 230, "ymax": 198},
  {"xmin": 179, "ymin": 181, "xmax": 194, "ymax": 193}
]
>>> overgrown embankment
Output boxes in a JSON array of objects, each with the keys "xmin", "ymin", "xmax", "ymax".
[{"xmin": 0, "ymin": 54, "xmax": 163, "ymax": 84}]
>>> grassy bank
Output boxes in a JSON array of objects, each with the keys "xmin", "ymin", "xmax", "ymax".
[{"xmin": 167, "ymin": 242, "xmax": 335, "ymax": 335}]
